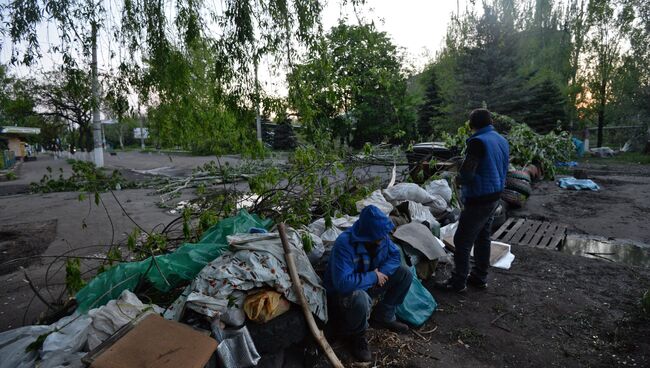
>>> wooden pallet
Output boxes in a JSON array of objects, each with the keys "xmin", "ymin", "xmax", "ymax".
[{"xmin": 493, "ymin": 218, "xmax": 567, "ymax": 249}]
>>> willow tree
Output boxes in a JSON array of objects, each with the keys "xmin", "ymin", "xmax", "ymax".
[{"xmin": 2, "ymin": 0, "xmax": 339, "ymax": 154}]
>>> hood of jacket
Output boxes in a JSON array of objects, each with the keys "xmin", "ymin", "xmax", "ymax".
[{"xmin": 349, "ymin": 205, "xmax": 395, "ymax": 244}]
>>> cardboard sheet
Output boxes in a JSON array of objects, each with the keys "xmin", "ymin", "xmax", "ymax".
[{"xmin": 89, "ymin": 314, "xmax": 217, "ymax": 368}]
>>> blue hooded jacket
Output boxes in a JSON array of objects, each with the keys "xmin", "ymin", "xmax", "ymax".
[{"xmin": 323, "ymin": 205, "xmax": 402, "ymax": 295}]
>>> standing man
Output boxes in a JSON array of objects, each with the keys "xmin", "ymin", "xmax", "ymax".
[
  {"xmin": 437, "ymin": 108, "xmax": 509, "ymax": 293},
  {"xmin": 324, "ymin": 205, "xmax": 412, "ymax": 362}
]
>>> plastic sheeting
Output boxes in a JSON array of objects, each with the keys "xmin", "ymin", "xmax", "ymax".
[
  {"xmin": 396, "ymin": 267, "xmax": 436, "ymax": 327},
  {"xmin": 75, "ymin": 210, "xmax": 272, "ymax": 313},
  {"xmin": 186, "ymin": 230, "xmax": 328, "ymax": 322},
  {"xmin": 557, "ymin": 177, "xmax": 600, "ymax": 191},
  {"xmin": 0, "ymin": 290, "xmax": 161, "ymax": 368},
  {"xmin": 0, "ymin": 325, "xmax": 51, "ymax": 368}
]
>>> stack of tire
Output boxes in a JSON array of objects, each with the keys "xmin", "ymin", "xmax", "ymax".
[
  {"xmin": 501, "ymin": 169, "xmax": 532, "ymax": 209},
  {"xmin": 272, "ymin": 122, "xmax": 297, "ymax": 150}
]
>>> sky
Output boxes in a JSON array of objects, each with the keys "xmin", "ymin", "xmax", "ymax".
[{"xmin": 0, "ymin": 0, "xmax": 469, "ymax": 97}]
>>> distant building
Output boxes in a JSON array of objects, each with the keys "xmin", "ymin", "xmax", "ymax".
[{"xmin": 0, "ymin": 126, "xmax": 41, "ymax": 159}]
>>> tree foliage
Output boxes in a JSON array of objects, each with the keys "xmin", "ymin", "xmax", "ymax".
[
  {"xmin": 288, "ymin": 22, "xmax": 416, "ymax": 148},
  {"xmin": 419, "ymin": 0, "xmax": 649, "ymax": 145}
]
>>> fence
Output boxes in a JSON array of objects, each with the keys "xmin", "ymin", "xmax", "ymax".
[{"xmin": 0, "ymin": 150, "xmax": 16, "ymax": 170}]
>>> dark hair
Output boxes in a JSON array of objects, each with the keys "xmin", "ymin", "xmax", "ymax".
[{"xmin": 469, "ymin": 109, "xmax": 493, "ymax": 129}]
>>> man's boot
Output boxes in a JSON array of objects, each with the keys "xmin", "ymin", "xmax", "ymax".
[
  {"xmin": 370, "ymin": 318, "xmax": 409, "ymax": 334},
  {"xmin": 351, "ymin": 333, "xmax": 372, "ymax": 362}
]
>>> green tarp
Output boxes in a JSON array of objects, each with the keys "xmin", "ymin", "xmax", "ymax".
[{"xmin": 75, "ymin": 209, "xmax": 272, "ymax": 313}]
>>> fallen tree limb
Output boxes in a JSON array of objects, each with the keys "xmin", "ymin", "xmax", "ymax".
[{"xmin": 278, "ymin": 223, "xmax": 343, "ymax": 368}]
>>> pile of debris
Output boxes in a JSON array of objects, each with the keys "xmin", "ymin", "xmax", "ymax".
[{"xmin": 0, "ymin": 177, "xmax": 516, "ymax": 368}]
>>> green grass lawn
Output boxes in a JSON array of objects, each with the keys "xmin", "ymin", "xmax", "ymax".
[{"xmin": 580, "ymin": 152, "xmax": 650, "ymax": 165}]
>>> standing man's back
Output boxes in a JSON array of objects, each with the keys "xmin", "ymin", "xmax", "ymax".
[{"xmin": 437, "ymin": 108, "xmax": 509, "ymax": 292}]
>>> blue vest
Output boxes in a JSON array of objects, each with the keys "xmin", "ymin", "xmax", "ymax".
[{"xmin": 462, "ymin": 125, "xmax": 509, "ymax": 199}]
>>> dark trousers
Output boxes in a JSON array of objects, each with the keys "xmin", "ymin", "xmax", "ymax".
[
  {"xmin": 450, "ymin": 200, "xmax": 499, "ymax": 288},
  {"xmin": 329, "ymin": 265, "xmax": 412, "ymax": 335}
]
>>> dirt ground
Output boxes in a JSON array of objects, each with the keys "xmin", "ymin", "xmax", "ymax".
[
  {"xmin": 515, "ymin": 161, "xmax": 650, "ymax": 244},
  {"xmin": 1, "ymin": 152, "xmax": 649, "ymax": 367},
  {"xmin": 324, "ymin": 160, "xmax": 650, "ymax": 368}
]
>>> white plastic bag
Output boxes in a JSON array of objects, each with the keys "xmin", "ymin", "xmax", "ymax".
[
  {"xmin": 308, "ymin": 218, "xmax": 326, "ymax": 237},
  {"xmin": 320, "ymin": 226, "xmax": 342, "ymax": 245},
  {"xmin": 440, "ymin": 222, "xmax": 458, "ymax": 246},
  {"xmin": 42, "ymin": 314, "xmax": 92, "ymax": 355},
  {"xmin": 220, "ymin": 291, "xmax": 246, "ymax": 327},
  {"xmin": 425, "ymin": 194, "xmax": 448, "ymax": 216},
  {"xmin": 355, "ymin": 190, "xmax": 393, "ymax": 215},
  {"xmin": 383, "ymin": 183, "xmax": 435, "ymax": 205},
  {"xmin": 406, "ymin": 201, "xmax": 439, "ymax": 231},
  {"xmin": 87, "ymin": 290, "xmax": 163, "ymax": 350},
  {"xmin": 0, "ymin": 325, "xmax": 51, "ymax": 368},
  {"xmin": 424, "ymin": 179, "xmax": 453, "ymax": 204}
]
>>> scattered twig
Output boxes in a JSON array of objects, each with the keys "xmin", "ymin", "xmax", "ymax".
[
  {"xmin": 22, "ymin": 269, "xmax": 53, "ymax": 310},
  {"xmin": 412, "ymin": 329, "xmax": 431, "ymax": 342},
  {"xmin": 418, "ymin": 326, "xmax": 438, "ymax": 334},
  {"xmin": 491, "ymin": 311, "xmax": 510, "ymax": 324}
]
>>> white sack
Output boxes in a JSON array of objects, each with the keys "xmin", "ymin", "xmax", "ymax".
[
  {"xmin": 355, "ymin": 190, "xmax": 393, "ymax": 215},
  {"xmin": 424, "ymin": 179, "xmax": 453, "ymax": 204},
  {"xmin": 383, "ymin": 183, "xmax": 435, "ymax": 205}
]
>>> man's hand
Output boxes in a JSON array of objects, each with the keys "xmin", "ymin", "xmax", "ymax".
[{"xmin": 374, "ymin": 269, "xmax": 388, "ymax": 287}]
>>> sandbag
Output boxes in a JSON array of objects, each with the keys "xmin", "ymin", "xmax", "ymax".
[
  {"xmin": 383, "ymin": 183, "xmax": 435, "ymax": 204},
  {"xmin": 425, "ymin": 194, "xmax": 448, "ymax": 216},
  {"xmin": 355, "ymin": 190, "xmax": 393, "ymax": 215},
  {"xmin": 244, "ymin": 290, "xmax": 291, "ymax": 323},
  {"xmin": 424, "ymin": 179, "xmax": 452, "ymax": 204},
  {"xmin": 396, "ymin": 267, "xmax": 437, "ymax": 327}
]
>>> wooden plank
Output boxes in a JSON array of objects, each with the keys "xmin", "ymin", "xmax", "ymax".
[
  {"xmin": 492, "ymin": 217, "xmax": 514, "ymax": 240},
  {"xmin": 520, "ymin": 220, "xmax": 544, "ymax": 245},
  {"xmin": 502, "ymin": 218, "xmax": 525, "ymax": 243},
  {"xmin": 529, "ymin": 222, "xmax": 552, "ymax": 247},
  {"xmin": 548, "ymin": 224, "xmax": 567, "ymax": 249},
  {"xmin": 536, "ymin": 223, "xmax": 558, "ymax": 248},
  {"xmin": 509, "ymin": 220, "xmax": 533, "ymax": 245}
]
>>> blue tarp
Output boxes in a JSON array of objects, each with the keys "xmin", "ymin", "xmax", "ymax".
[
  {"xmin": 556, "ymin": 161, "xmax": 579, "ymax": 167},
  {"xmin": 558, "ymin": 177, "xmax": 600, "ymax": 191}
]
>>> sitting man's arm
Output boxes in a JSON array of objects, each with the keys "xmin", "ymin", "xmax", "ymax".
[
  {"xmin": 457, "ymin": 139, "xmax": 485, "ymax": 185},
  {"xmin": 378, "ymin": 240, "xmax": 402, "ymax": 277},
  {"xmin": 330, "ymin": 243, "xmax": 378, "ymax": 294}
]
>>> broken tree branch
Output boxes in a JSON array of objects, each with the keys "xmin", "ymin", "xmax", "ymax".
[{"xmin": 278, "ymin": 223, "xmax": 343, "ymax": 368}]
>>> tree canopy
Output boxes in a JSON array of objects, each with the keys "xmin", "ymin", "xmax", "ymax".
[{"xmin": 287, "ymin": 22, "xmax": 416, "ymax": 148}]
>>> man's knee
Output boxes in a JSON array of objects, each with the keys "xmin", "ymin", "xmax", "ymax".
[
  {"xmin": 392, "ymin": 265, "xmax": 412, "ymax": 288},
  {"xmin": 341, "ymin": 290, "xmax": 372, "ymax": 313}
]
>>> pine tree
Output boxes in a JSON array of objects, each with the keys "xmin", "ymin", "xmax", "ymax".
[
  {"xmin": 525, "ymin": 79, "xmax": 567, "ymax": 133},
  {"xmin": 417, "ymin": 68, "xmax": 444, "ymax": 138}
]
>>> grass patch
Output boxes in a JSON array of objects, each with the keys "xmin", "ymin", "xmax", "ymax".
[{"xmin": 580, "ymin": 152, "xmax": 650, "ymax": 165}]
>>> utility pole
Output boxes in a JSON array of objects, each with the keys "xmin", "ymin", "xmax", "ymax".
[
  {"xmin": 254, "ymin": 57, "xmax": 262, "ymax": 142},
  {"xmin": 139, "ymin": 103, "xmax": 145, "ymax": 150},
  {"xmin": 91, "ymin": 20, "xmax": 104, "ymax": 167}
]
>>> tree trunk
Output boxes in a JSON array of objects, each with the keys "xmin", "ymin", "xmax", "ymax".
[
  {"xmin": 118, "ymin": 123, "xmax": 124, "ymax": 150},
  {"xmin": 597, "ymin": 79, "xmax": 607, "ymax": 148}
]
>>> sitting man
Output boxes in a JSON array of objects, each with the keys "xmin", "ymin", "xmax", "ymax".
[{"xmin": 324, "ymin": 205, "xmax": 412, "ymax": 362}]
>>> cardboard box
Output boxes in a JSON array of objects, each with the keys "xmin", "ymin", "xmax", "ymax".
[{"xmin": 87, "ymin": 314, "xmax": 217, "ymax": 368}]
